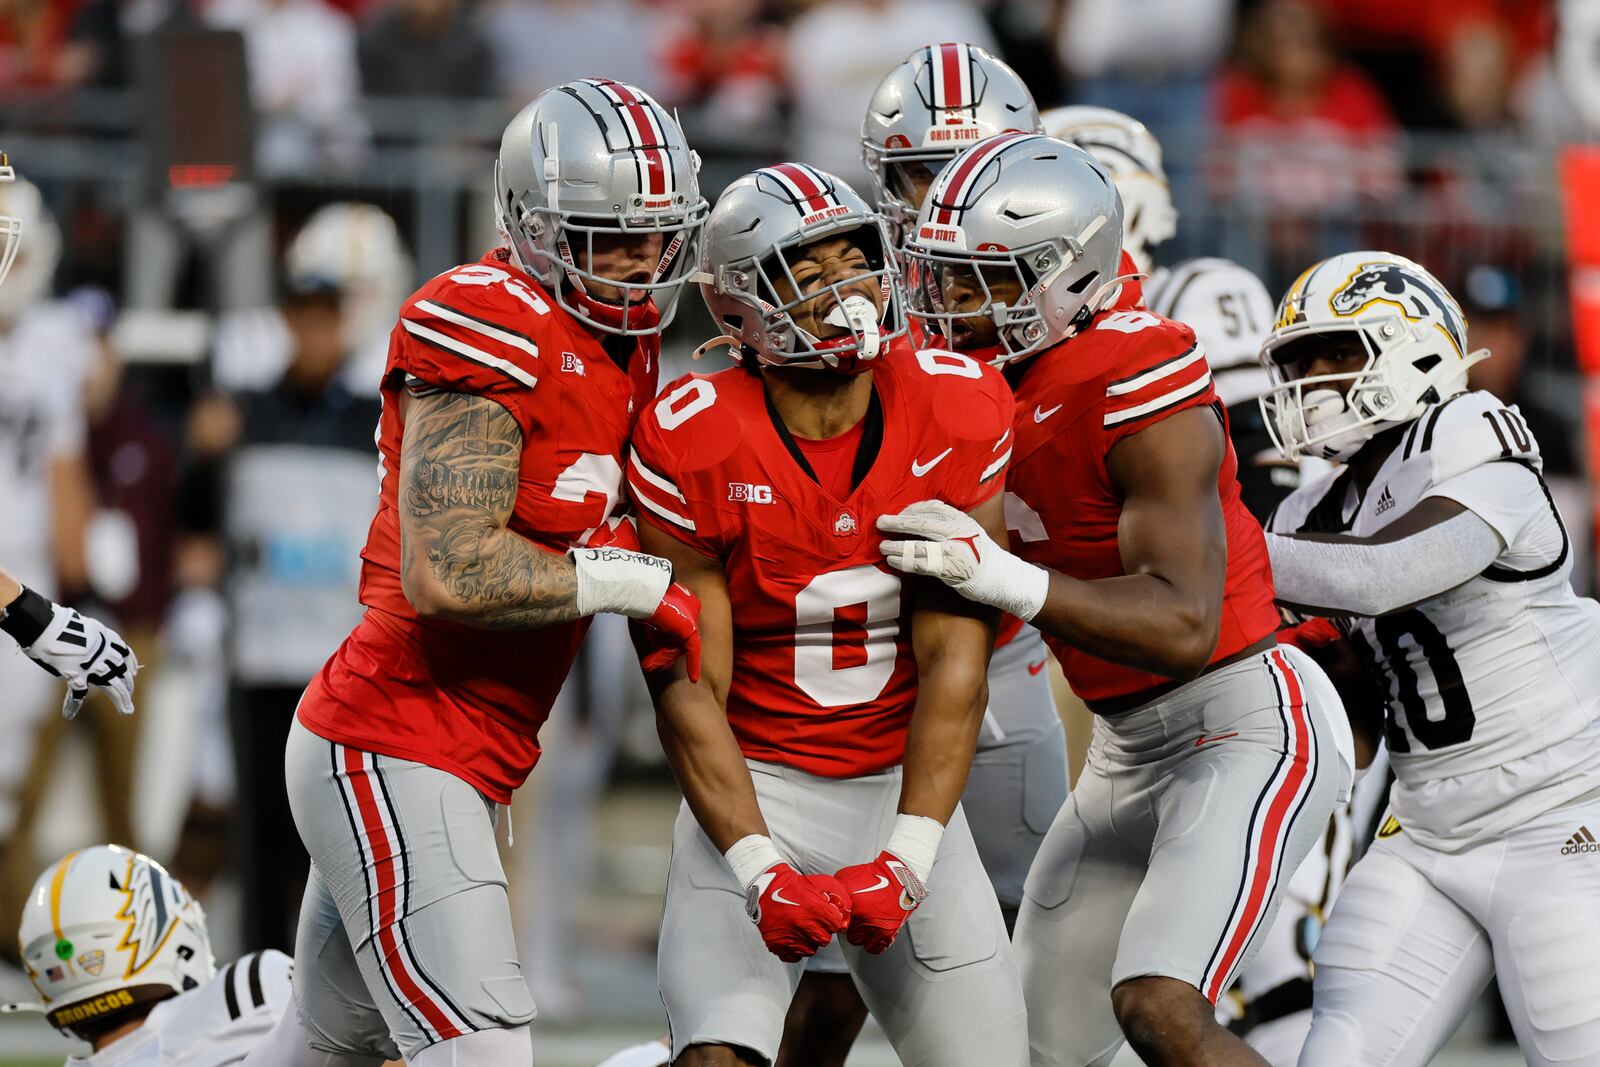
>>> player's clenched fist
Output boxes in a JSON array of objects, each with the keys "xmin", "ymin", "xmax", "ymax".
[
  {"xmin": 877, "ymin": 499, "xmax": 1050, "ymax": 622},
  {"xmin": 640, "ymin": 583, "xmax": 702, "ymax": 682},
  {"xmin": 746, "ymin": 863, "xmax": 851, "ymax": 962},
  {"xmin": 572, "ymin": 542, "xmax": 702, "ymax": 681},
  {"xmin": 834, "ymin": 850, "xmax": 927, "ymax": 954}
]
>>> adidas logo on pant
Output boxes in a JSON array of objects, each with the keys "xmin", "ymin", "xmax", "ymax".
[{"xmin": 1561, "ymin": 826, "xmax": 1599, "ymax": 855}]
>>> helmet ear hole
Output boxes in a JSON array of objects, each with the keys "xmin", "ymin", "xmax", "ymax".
[
  {"xmin": 1065, "ymin": 270, "xmax": 1097, "ymax": 294},
  {"xmin": 1414, "ymin": 354, "xmax": 1442, "ymax": 373}
]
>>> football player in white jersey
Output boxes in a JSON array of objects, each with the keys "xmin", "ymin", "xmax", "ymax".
[
  {"xmin": 7, "ymin": 846, "xmax": 300, "ymax": 1067},
  {"xmin": 1042, "ymin": 106, "xmax": 1295, "ymax": 522},
  {"xmin": 1260, "ymin": 251, "xmax": 1600, "ymax": 1066}
]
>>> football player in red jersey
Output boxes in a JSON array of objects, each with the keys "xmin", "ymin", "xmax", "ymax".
[
  {"xmin": 627, "ymin": 163, "xmax": 1028, "ymax": 1067},
  {"xmin": 880, "ymin": 135, "xmax": 1355, "ymax": 1067},
  {"xmin": 242, "ymin": 81, "xmax": 705, "ymax": 1067}
]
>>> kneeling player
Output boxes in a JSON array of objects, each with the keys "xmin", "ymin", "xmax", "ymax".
[
  {"xmin": 1260, "ymin": 252, "xmax": 1600, "ymax": 1066},
  {"xmin": 10, "ymin": 846, "xmax": 299, "ymax": 1066},
  {"xmin": 881, "ymin": 135, "xmax": 1352, "ymax": 1067},
  {"xmin": 628, "ymin": 164, "xmax": 1027, "ymax": 1066}
]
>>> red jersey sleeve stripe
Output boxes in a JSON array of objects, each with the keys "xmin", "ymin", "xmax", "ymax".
[
  {"xmin": 627, "ymin": 449, "xmax": 697, "ymax": 532},
  {"xmin": 628, "ymin": 472, "xmax": 697, "ymax": 532},
  {"xmin": 1104, "ymin": 343, "xmax": 1206, "ymax": 396},
  {"xmin": 412, "ymin": 300, "xmax": 540, "ymax": 359},
  {"xmin": 399, "ymin": 319, "xmax": 538, "ymax": 389},
  {"xmin": 1102, "ymin": 370, "xmax": 1213, "ymax": 427},
  {"xmin": 628, "ymin": 448, "xmax": 686, "ymax": 502}
]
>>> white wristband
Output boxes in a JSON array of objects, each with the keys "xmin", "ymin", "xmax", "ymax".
[
  {"xmin": 982, "ymin": 551, "xmax": 1051, "ymax": 622},
  {"xmin": 885, "ymin": 813, "xmax": 944, "ymax": 886},
  {"xmin": 570, "ymin": 547, "xmax": 673, "ymax": 619},
  {"xmin": 724, "ymin": 834, "xmax": 785, "ymax": 889}
]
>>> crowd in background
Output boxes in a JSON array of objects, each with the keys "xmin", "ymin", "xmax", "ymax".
[{"xmin": 1, "ymin": 0, "xmax": 1598, "ymax": 1018}]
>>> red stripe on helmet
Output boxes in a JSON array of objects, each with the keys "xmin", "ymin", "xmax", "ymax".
[
  {"xmin": 594, "ymin": 78, "xmax": 669, "ymax": 197},
  {"xmin": 939, "ymin": 43, "xmax": 965, "ymax": 114},
  {"xmin": 931, "ymin": 132, "xmax": 1029, "ymax": 225},
  {"xmin": 769, "ymin": 162, "xmax": 832, "ymax": 213}
]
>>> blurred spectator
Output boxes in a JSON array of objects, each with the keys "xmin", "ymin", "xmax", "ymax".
[
  {"xmin": 206, "ymin": 0, "xmax": 367, "ymax": 174},
  {"xmin": 0, "ymin": 0, "xmax": 124, "ymax": 94},
  {"xmin": 658, "ymin": 0, "xmax": 783, "ymax": 135},
  {"xmin": 182, "ymin": 275, "xmax": 382, "ymax": 950},
  {"xmin": 1054, "ymin": 0, "xmax": 1235, "ymax": 146},
  {"xmin": 784, "ymin": 0, "xmax": 997, "ymax": 187},
  {"xmin": 358, "ymin": 0, "xmax": 496, "ymax": 99},
  {"xmin": 0, "ymin": 180, "xmax": 101, "ymax": 957},
  {"xmin": 487, "ymin": 0, "xmax": 665, "ymax": 109},
  {"xmin": 1212, "ymin": 0, "xmax": 1402, "ymax": 215}
]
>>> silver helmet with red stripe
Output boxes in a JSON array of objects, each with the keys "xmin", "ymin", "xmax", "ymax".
[
  {"xmin": 904, "ymin": 134, "xmax": 1125, "ymax": 367},
  {"xmin": 495, "ymin": 79, "xmax": 710, "ymax": 335},
  {"xmin": 694, "ymin": 163, "xmax": 905, "ymax": 374},
  {"xmin": 861, "ymin": 43, "xmax": 1043, "ymax": 236}
]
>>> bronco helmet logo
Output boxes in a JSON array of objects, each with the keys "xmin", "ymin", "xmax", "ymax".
[{"xmin": 1329, "ymin": 261, "xmax": 1468, "ymax": 355}]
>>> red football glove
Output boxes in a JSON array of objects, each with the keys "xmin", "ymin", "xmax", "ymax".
[
  {"xmin": 1279, "ymin": 617, "xmax": 1341, "ymax": 651},
  {"xmin": 746, "ymin": 863, "xmax": 851, "ymax": 963},
  {"xmin": 636, "ymin": 582, "xmax": 702, "ymax": 682},
  {"xmin": 834, "ymin": 850, "xmax": 926, "ymax": 954}
]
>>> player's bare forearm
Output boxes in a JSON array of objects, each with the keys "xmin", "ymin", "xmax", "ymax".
[
  {"xmin": 899, "ymin": 495, "xmax": 1002, "ymax": 824},
  {"xmin": 1033, "ymin": 408, "xmax": 1227, "ymax": 679},
  {"xmin": 900, "ymin": 594, "xmax": 993, "ymax": 825},
  {"xmin": 0, "ymin": 568, "xmax": 20, "ymax": 605},
  {"xmin": 641, "ymin": 521, "xmax": 769, "ymax": 852},
  {"xmin": 397, "ymin": 389, "xmax": 580, "ymax": 629}
]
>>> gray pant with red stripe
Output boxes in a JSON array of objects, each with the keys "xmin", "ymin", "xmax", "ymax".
[
  {"xmin": 1014, "ymin": 646, "xmax": 1351, "ymax": 1067},
  {"xmin": 283, "ymin": 717, "xmax": 537, "ymax": 1062}
]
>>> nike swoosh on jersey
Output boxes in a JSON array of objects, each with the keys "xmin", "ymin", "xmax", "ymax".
[
  {"xmin": 1026, "ymin": 659, "xmax": 1047, "ymax": 676},
  {"xmin": 1033, "ymin": 404, "xmax": 1063, "ymax": 423},
  {"xmin": 911, "ymin": 448, "xmax": 953, "ymax": 477}
]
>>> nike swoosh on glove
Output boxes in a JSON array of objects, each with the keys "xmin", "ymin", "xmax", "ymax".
[
  {"xmin": 877, "ymin": 499, "xmax": 1049, "ymax": 621},
  {"xmin": 746, "ymin": 863, "xmax": 851, "ymax": 963},
  {"xmin": 636, "ymin": 583, "xmax": 702, "ymax": 682},
  {"xmin": 834, "ymin": 850, "xmax": 926, "ymax": 954},
  {"xmin": 25, "ymin": 602, "xmax": 140, "ymax": 719}
]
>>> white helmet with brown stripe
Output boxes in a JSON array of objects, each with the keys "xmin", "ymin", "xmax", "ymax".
[
  {"xmin": 694, "ymin": 163, "xmax": 905, "ymax": 374},
  {"xmin": 1041, "ymin": 105, "xmax": 1176, "ymax": 275},
  {"xmin": 1260, "ymin": 250, "xmax": 1489, "ymax": 461},
  {"xmin": 861, "ymin": 43, "xmax": 1044, "ymax": 236},
  {"xmin": 13, "ymin": 845, "xmax": 214, "ymax": 1039},
  {"xmin": 495, "ymin": 79, "xmax": 710, "ymax": 335},
  {"xmin": 905, "ymin": 134, "xmax": 1125, "ymax": 367}
]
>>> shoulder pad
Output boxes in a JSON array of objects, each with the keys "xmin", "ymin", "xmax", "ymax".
[
  {"xmin": 1146, "ymin": 257, "xmax": 1274, "ymax": 373},
  {"xmin": 1085, "ymin": 311, "xmax": 1209, "ymax": 431},
  {"xmin": 633, "ymin": 370, "xmax": 748, "ymax": 476},
  {"xmin": 894, "ymin": 347, "xmax": 1015, "ymax": 445},
  {"xmin": 395, "ymin": 262, "xmax": 558, "ymax": 393},
  {"xmin": 1405, "ymin": 390, "xmax": 1542, "ymax": 485}
]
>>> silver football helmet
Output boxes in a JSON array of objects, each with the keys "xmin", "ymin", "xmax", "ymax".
[
  {"xmin": 695, "ymin": 163, "xmax": 905, "ymax": 373},
  {"xmin": 861, "ymin": 43, "xmax": 1043, "ymax": 235},
  {"xmin": 0, "ymin": 150, "xmax": 18, "ymax": 292},
  {"xmin": 495, "ymin": 79, "xmax": 709, "ymax": 336},
  {"xmin": 1260, "ymin": 251, "xmax": 1489, "ymax": 461},
  {"xmin": 1042, "ymin": 106, "xmax": 1176, "ymax": 275},
  {"xmin": 904, "ymin": 134, "xmax": 1125, "ymax": 366}
]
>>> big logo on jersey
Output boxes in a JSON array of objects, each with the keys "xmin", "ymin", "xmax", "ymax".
[
  {"xmin": 113, "ymin": 856, "xmax": 182, "ymax": 979},
  {"xmin": 1329, "ymin": 262, "xmax": 1467, "ymax": 355}
]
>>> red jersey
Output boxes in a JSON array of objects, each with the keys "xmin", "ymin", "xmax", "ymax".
[
  {"xmin": 297, "ymin": 250, "xmax": 659, "ymax": 803},
  {"xmin": 628, "ymin": 342, "xmax": 1014, "ymax": 778},
  {"xmin": 1004, "ymin": 304, "xmax": 1279, "ymax": 704}
]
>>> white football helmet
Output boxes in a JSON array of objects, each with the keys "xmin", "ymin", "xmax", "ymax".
[
  {"xmin": 286, "ymin": 201, "xmax": 414, "ymax": 355},
  {"xmin": 1260, "ymin": 251, "xmax": 1489, "ymax": 462},
  {"xmin": 0, "ymin": 150, "xmax": 19, "ymax": 291},
  {"xmin": 16, "ymin": 846, "xmax": 215, "ymax": 1036},
  {"xmin": 0, "ymin": 162, "xmax": 61, "ymax": 320},
  {"xmin": 861, "ymin": 43, "xmax": 1043, "ymax": 236},
  {"xmin": 1042, "ymin": 106, "xmax": 1175, "ymax": 275}
]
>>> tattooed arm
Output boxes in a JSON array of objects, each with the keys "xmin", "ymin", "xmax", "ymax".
[{"xmin": 397, "ymin": 389, "xmax": 582, "ymax": 629}]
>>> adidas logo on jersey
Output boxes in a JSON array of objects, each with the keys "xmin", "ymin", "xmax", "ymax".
[
  {"xmin": 1561, "ymin": 826, "xmax": 1599, "ymax": 855},
  {"xmin": 1374, "ymin": 486, "xmax": 1396, "ymax": 516}
]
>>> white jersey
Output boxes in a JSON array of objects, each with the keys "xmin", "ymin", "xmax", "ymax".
[
  {"xmin": 1270, "ymin": 390, "xmax": 1600, "ymax": 849},
  {"xmin": 1144, "ymin": 257, "xmax": 1275, "ymax": 407},
  {"xmin": 64, "ymin": 951, "xmax": 292, "ymax": 1067},
  {"xmin": 0, "ymin": 302, "xmax": 94, "ymax": 594}
]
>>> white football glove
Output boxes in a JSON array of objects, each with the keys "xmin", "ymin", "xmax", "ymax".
[
  {"xmin": 24, "ymin": 600, "xmax": 140, "ymax": 718},
  {"xmin": 877, "ymin": 499, "xmax": 1050, "ymax": 621}
]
